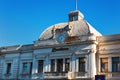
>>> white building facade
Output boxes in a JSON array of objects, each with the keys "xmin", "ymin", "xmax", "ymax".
[{"xmin": 0, "ymin": 10, "xmax": 120, "ymax": 80}]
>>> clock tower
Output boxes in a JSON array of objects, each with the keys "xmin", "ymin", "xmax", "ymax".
[{"xmin": 68, "ymin": 10, "xmax": 84, "ymax": 22}]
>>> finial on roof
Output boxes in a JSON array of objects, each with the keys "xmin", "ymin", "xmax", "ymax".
[
  {"xmin": 68, "ymin": 0, "xmax": 84, "ymax": 22},
  {"xmin": 75, "ymin": 0, "xmax": 78, "ymax": 10}
]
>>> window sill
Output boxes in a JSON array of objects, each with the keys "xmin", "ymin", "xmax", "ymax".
[
  {"xmin": 44, "ymin": 71, "xmax": 68, "ymax": 73},
  {"xmin": 21, "ymin": 72, "xmax": 30, "ymax": 76},
  {"xmin": 98, "ymin": 72, "xmax": 120, "ymax": 74},
  {"xmin": 4, "ymin": 73, "xmax": 11, "ymax": 76}
]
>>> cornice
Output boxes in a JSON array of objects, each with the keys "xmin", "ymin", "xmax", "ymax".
[{"xmin": 0, "ymin": 40, "xmax": 97, "ymax": 54}]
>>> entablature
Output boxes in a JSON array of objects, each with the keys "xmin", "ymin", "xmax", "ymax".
[
  {"xmin": 35, "ymin": 34, "xmax": 97, "ymax": 45},
  {"xmin": 97, "ymin": 34, "xmax": 120, "ymax": 43}
]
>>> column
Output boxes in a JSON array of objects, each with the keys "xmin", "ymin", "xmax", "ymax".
[
  {"xmin": 48, "ymin": 58, "xmax": 50, "ymax": 72},
  {"xmin": 12, "ymin": 58, "xmax": 19, "ymax": 79},
  {"xmin": 63, "ymin": 58, "xmax": 65, "ymax": 72},
  {"xmin": 55, "ymin": 59, "xmax": 57, "ymax": 72},
  {"xmin": 19, "ymin": 62, "xmax": 23, "ymax": 74},
  {"xmin": 32, "ymin": 58, "xmax": 38, "ymax": 74},
  {"xmin": 76, "ymin": 58, "xmax": 79, "ymax": 72},
  {"xmin": 0, "ymin": 58, "xmax": 4, "ymax": 78},
  {"xmin": 19, "ymin": 62, "xmax": 23, "ymax": 79},
  {"xmin": 71, "ymin": 54, "xmax": 76, "ymax": 72},
  {"xmin": 43, "ymin": 58, "xmax": 47, "ymax": 72},
  {"xmin": 90, "ymin": 52, "xmax": 96, "ymax": 78},
  {"xmin": 45, "ymin": 56, "xmax": 49, "ymax": 72},
  {"xmin": 88, "ymin": 54, "xmax": 91, "ymax": 77},
  {"xmin": 86, "ymin": 55, "xmax": 88, "ymax": 73},
  {"xmin": 3, "ymin": 61, "xmax": 7, "ymax": 79},
  {"xmin": 32, "ymin": 58, "xmax": 38, "ymax": 79},
  {"xmin": 98, "ymin": 57, "xmax": 101, "ymax": 74},
  {"xmin": 27, "ymin": 62, "xmax": 30, "ymax": 73},
  {"xmin": 108, "ymin": 57, "xmax": 112, "ymax": 77},
  {"xmin": 47, "ymin": 57, "xmax": 50, "ymax": 72},
  {"xmin": 70, "ymin": 57, "xmax": 72, "ymax": 71}
]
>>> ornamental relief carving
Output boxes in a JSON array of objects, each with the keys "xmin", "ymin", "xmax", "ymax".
[{"xmin": 54, "ymin": 25, "xmax": 70, "ymax": 43}]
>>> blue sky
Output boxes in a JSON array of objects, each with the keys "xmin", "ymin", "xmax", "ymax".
[{"xmin": 0, "ymin": 0, "xmax": 120, "ymax": 47}]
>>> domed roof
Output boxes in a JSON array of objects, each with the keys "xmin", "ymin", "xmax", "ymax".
[
  {"xmin": 39, "ymin": 10, "xmax": 102, "ymax": 40},
  {"xmin": 39, "ymin": 20, "xmax": 102, "ymax": 40}
]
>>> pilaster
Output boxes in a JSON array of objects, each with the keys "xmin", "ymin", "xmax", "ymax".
[
  {"xmin": 71, "ymin": 54, "xmax": 76, "ymax": 72},
  {"xmin": 89, "ymin": 52, "xmax": 96, "ymax": 78},
  {"xmin": 55, "ymin": 59, "xmax": 57, "ymax": 72},
  {"xmin": 63, "ymin": 58, "xmax": 65, "ymax": 72}
]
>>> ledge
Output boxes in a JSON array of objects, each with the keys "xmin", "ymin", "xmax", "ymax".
[{"xmin": 4, "ymin": 73, "xmax": 11, "ymax": 76}]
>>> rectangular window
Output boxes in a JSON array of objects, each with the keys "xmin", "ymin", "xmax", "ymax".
[
  {"xmin": 38, "ymin": 60, "xmax": 44, "ymax": 73},
  {"xmin": 51, "ymin": 59, "xmax": 55, "ymax": 72},
  {"xmin": 79, "ymin": 57, "xmax": 86, "ymax": 72},
  {"xmin": 22, "ymin": 62, "xmax": 32, "ymax": 74},
  {"xmin": 101, "ymin": 58, "xmax": 108, "ymax": 72},
  {"xmin": 30, "ymin": 62, "xmax": 32, "ymax": 74},
  {"xmin": 112, "ymin": 57, "xmax": 120, "ymax": 72},
  {"xmin": 57, "ymin": 59, "xmax": 63, "ymax": 72},
  {"xmin": 65, "ymin": 58, "xmax": 70, "ymax": 72},
  {"xmin": 22, "ymin": 63, "xmax": 28, "ymax": 73},
  {"xmin": 6, "ymin": 63, "xmax": 11, "ymax": 74}
]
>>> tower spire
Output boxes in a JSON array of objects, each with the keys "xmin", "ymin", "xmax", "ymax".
[{"xmin": 75, "ymin": 0, "xmax": 78, "ymax": 10}]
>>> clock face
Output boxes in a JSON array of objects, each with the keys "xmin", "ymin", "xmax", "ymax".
[
  {"xmin": 58, "ymin": 35, "xmax": 65, "ymax": 43},
  {"xmin": 55, "ymin": 28, "xmax": 69, "ymax": 43}
]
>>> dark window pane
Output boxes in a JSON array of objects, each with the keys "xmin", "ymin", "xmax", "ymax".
[
  {"xmin": 112, "ymin": 57, "xmax": 119, "ymax": 62},
  {"xmin": 79, "ymin": 57, "xmax": 85, "ymax": 72},
  {"xmin": 65, "ymin": 58, "xmax": 70, "ymax": 72},
  {"xmin": 38, "ymin": 60, "xmax": 44, "ymax": 73},
  {"xmin": 7, "ymin": 63, "xmax": 11, "ymax": 74},
  {"xmin": 23, "ymin": 63, "xmax": 28, "ymax": 73},
  {"xmin": 30, "ymin": 62, "xmax": 32, "ymax": 74},
  {"xmin": 57, "ymin": 59, "xmax": 63, "ymax": 72},
  {"xmin": 51, "ymin": 59, "xmax": 55, "ymax": 72},
  {"xmin": 112, "ymin": 57, "xmax": 120, "ymax": 72}
]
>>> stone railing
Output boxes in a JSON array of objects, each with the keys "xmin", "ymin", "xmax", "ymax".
[
  {"xmin": 32, "ymin": 72, "xmax": 92, "ymax": 79},
  {"xmin": 44, "ymin": 72, "xmax": 68, "ymax": 79},
  {"xmin": 32, "ymin": 73, "xmax": 44, "ymax": 79},
  {"xmin": 98, "ymin": 72, "xmax": 120, "ymax": 77},
  {"xmin": 75, "ymin": 72, "xmax": 93, "ymax": 80}
]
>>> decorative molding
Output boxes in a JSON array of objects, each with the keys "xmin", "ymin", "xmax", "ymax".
[
  {"xmin": 49, "ymin": 53, "xmax": 72, "ymax": 59},
  {"xmin": 5, "ymin": 60, "xmax": 13, "ymax": 63},
  {"xmin": 20, "ymin": 59, "xmax": 32, "ymax": 62}
]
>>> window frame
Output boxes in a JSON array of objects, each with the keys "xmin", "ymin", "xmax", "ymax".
[
  {"xmin": 100, "ymin": 58, "xmax": 108, "ymax": 72},
  {"xmin": 57, "ymin": 59, "xmax": 63, "ymax": 72},
  {"xmin": 6, "ymin": 63, "xmax": 11, "ymax": 74},
  {"xmin": 51, "ymin": 59, "xmax": 55, "ymax": 72},
  {"xmin": 65, "ymin": 58, "xmax": 70, "ymax": 72},
  {"xmin": 38, "ymin": 60, "xmax": 44, "ymax": 73},
  {"xmin": 22, "ymin": 62, "xmax": 28, "ymax": 73},
  {"xmin": 112, "ymin": 57, "xmax": 120, "ymax": 72},
  {"xmin": 79, "ymin": 57, "xmax": 86, "ymax": 72}
]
